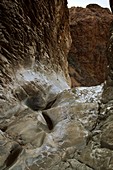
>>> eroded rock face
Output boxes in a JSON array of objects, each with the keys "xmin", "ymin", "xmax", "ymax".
[
  {"xmin": 0, "ymin": 0, "xmax": 72, "ymax": 124},
  {"xmin": 0, "ymin": 84, "xmax": 103, "ymax": 170},
  {"xmin": 68, "ymin": 4, "xmax": 113, "ymax": 87},
  {"xmin": 0, "ymin": 0, "xmax": 72, "ymax": 169},
  {"xmin": 0, "ymin": 0, "xmax": 71, "ymax": 91},
  {"xmin": 72, "ymin": 16, "xmax": 113, "ymax": 170},
  {"xmin": 100, "ymin": 18, "xmax": 113, "ymax": 154},
  {"xmin": 1, "ymin": 0, "xmax": 113, "ymax": 170}
]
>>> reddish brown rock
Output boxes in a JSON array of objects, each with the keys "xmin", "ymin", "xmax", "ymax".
[{"xmin": 68, "ymin": 4, "xmax": 113, "ymax": 87}]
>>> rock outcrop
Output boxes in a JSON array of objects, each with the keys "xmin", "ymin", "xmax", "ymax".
[
  {"xmin": 0, "ymin": 0, "xmax": 71, "ymax": 88},
  {"xmin": 1, "ymin": 0, "xmax": 113, "ymax": 170},
  {"xmin": 0, "ymin": 0, "xmax": 72, "ymax": 132},
  {"xmin": 0, "ymin": 0, "xmax": 72, "ymax": 169},
  {"xmin": 72, "ymin": 18, "xmax": 113, "ymax": 170},
  {"xmin": 68, "ymin": 4, "xmax": 113, "ymax": 87}
]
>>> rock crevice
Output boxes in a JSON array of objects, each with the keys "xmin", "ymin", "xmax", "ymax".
[{"xmin": 0, "ymin": 1, "xmax": 113, "ymax": 170}]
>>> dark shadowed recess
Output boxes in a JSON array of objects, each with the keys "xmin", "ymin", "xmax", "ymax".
[
  {"xmin": 1, "ymin": 144, "xmax": 23, "ymax": 170},
  {"xmin": 25, "ymin": 95, "xmax": 55, "ymax": 130}
]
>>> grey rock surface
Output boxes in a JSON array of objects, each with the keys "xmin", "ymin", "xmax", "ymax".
[{"xmin": 1, "ymin": 0, "xmax": 113, "ymax": 170}]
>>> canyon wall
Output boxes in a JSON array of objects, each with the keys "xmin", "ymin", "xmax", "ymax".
[
  {"xmin": 0, "ymin": 0, "xmax": 71, "ymax": 89},
  {"xmin": 1, "ymin": 1, "xmax": 113, "ymax": 170},
  {"xmin": 68, "ymin": 4, "xmax": 112, "ymax": 87},
  {"xmin": 0, "ymin": 0, "xmax": 72, "ymax": 126},
  {"xmin": 0, "ymin": 0, "xmax": 73, "ymax": 169}
]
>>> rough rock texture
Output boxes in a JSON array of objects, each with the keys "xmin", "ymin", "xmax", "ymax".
[
  {"xmin": 0, "ymin": 0, "xmax": 72, "ymax": 169},
  {"xmin": 1, "ymin": 0, "xmax": 113, "ymax": 170},
  {"xmin": 65, "ymin": 14, "xmax": 113, "ymax": 170},
  {"xmin": 0, "ymin": 84, "xmax": 103, "ymax": 170},
  {"xmin": 68, "ymin": 4, "xmax": 113, "ymax": 87},
  {"xmin": 0, "ymin": 0, "xmax": 71, "ymax": 87},
  {"xmin": 101, "ymin": 18, "xmax": 113, "ymax": 151},
  {"xmin": 0, "ymin": 0, "xmax": 72, "ymax": 130}
]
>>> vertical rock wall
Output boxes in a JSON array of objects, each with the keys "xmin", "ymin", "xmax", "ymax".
[
  {"xmin": 1, "ymin": 1, "xmax": 113, "ymax": 170},
  {"xmin": 102, "ymin": 19, "xmax": 113, "ymax": 102},
  {"xmin": 0, "ymin": 0, "xmax": 73, "ymax": 169},
  {"xmin": 0, "ymin": 0, "xmax": 71, "ymax": 88},
  {"xmin": 68, "ymin": 4, "xmax": 112, "ymax": 87},
  {"xmin": 0, "ymin": 0, "xmax": 72, "ymax": 115}
]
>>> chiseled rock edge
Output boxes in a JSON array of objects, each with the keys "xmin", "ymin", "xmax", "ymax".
[
  {"xmin": 0, "ymin": 84, "xmax": 103, "ymax": 170},
  {"xmin": 0, "ymin": 0, "xmax": 113, "ymax": 169}
]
